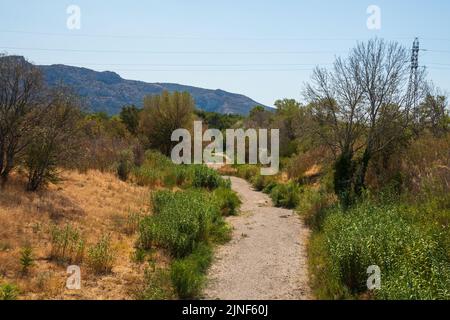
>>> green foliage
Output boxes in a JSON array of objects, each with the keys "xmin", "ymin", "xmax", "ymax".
[
  {"xmin": 139, "ymin": 91, "xmax": 194, "ymax": 155},
  {"xmin": 250, "ymin": 174, "xmax": 275, "ymax": 192},
  {"xmin": 234, "ymin": 164, "xmax": 259, "ymax": 180},
  {"xmin": 137, "ymin": 188, "xmax": 234, "ymax": 299},
  {"xmin": 138, "ymin": 190, "xmax": 227, "ymax": 258},
  {"xmin": 116, "ymin": 149, "xmax": 134, "ymax": 181},
  {"xmin": 192, "ymin": 165, "xmax": 228, "ymax": 190},
  {"xmin": 270, "ymin": 182, "xmax": 301, "ymax": 209},
  {"xmin": 333, "ymin": 152, "xmax": 354, "ymax": 208},
  {"xmin": 170, "ymin": 244, "xmax": 213, "ymax": 299},
  {"xmin": 0, "ymin": 283, "xmax": 19, "ymax": 300},
  {"xmin": 195, "ymin": 109, "xmax": 243, "ymax": 131},
  {"xmin": 213, "ymin": 187, "xmax": 241, "ymax": 216},
  {"xmin": 19, "ymin": 246, "xmax": 34, "ymax": 275},
  {"xmin": 316, "ymin": 201, "xmax": 450, "ymax": 299},
  {"xmin": 119, "ymin": 105, "xmax": 140, "ymax": 135},
  {"xmin": 50, "ymin": 224, "xmax": 85, "ymax": 264},
  {"xmin": 87, "ymin": 235, "xmax": 115, "ymax": 275},
  {"xmin": 140, "ymin": 267, "xmax": 174, "ymax": 300},
  {"xmin": 132, "ymin": 151, "xmax": 198, "ymax": 188},
  {"xmin": 296, "ymin": 187, "xmax": 332, "ymax": 231}
]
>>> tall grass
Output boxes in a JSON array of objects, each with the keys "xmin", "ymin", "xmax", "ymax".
[
  {"xmin": 309, "ymin": 200, "xmax": 450, "ymax": 300},
  {"xmin": 49, "ymin": 224, "xmax": 85, "ymax": 264},
  {"xmin": 0, "ymin": 283, "xmax": 19, "ymax": 300},
  {"xmin": 137, "ymin": 185, "xmax": 238, "ymax": 299},
  {"xmin": 270, "ymin": 182, "xmax": 301, "ymax": 209},
  {"xmin": 213, "ymin": 187, "xmax": 241, "ymax": 216},
  {"xmin": 138, "ymin": 190, "xmax": 229, "ymax": 258},
  {"xmin": 87, "ymin": 235, "xmax": 116, "ymax": 275}
]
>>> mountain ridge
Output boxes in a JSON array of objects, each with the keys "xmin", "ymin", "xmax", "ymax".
[{"xmin": 36, "ymin": 61, "xmax": 269, "ymax": 115}]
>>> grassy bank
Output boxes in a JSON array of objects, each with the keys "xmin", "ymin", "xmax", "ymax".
[{"xmin": 132, "ymin": 154, "xmax": 240, "ymax": 299}]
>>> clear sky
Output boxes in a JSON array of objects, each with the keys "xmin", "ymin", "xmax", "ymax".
[{"xmin": 1, "ymin": 0, "xmax": 449, "ymax": 107}]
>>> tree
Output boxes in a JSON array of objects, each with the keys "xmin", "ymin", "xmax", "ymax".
[
  {"xmin": 417, "ymin": 89, "xmax": 449, "ymax": 136},
  {"xmin": 305, "ymin": 38, "xmax": 426, "ymax": 204},
  {"xmin": 246, "ymin": 105, "xmax": 272, "ymax": 128},
  {"xmin": 23, "ymin": 88, "xmax": 82, "ymax": 191},
  {"xmin": 120, "ymin": 105, "xmax": 140, "ymax": 135},
  {"xmin": 273, "ymin": 99, "xmax": 303, "ymax": 157},
  {"xmin": 139, "ymin": 91, "xmax": 194, "ymax": 155},
  {"xmin": 0, "ymin": 55, "xmax": 46, "ymax": 186}
]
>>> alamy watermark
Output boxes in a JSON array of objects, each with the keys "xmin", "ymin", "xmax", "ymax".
[
  {"xmin": 66, "ymin": 5, "xmax": 81, "ymax": 30},
  {"xmin": 66, "ymin": 265, "xmax": 81, "ymax": 290},
  {"xmin": 171, "ymin": 121, "xmax": 279, "ymax": 175},
  {"xmin": 367, "ymin": 265, "xmax": 381, "ymax": 290},
  {"xmin": 367, "ymin": 5, "xmax": 381, "ymax": 30}
]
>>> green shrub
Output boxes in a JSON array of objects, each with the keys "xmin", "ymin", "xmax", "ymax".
[
  {"xmin": 133, "ymin": 166, "xmax": 161, "ymax": 187},
  {"xmin": 0, "ymin": 283, "xmax": 19, "ymax": 300},
  {"xmin": 250, "ymin": 174, "xmax": 275, "ymax": 192},
  {"xmin": 262, "ymin": 181, "xmax": 277, "ymax": 194},
  {"xmin": 297, "ymin": 187, "xmax": 333, "ymax": 231},
  {"xmin": 116, "ymin": 149, "xmax": 134, "ymax": 181},
  {"xmin": 49, "ymin": 224, "xmax": 85, "ymax": 264},
  {"xmin": 270, "ymin": 182, "xmax": 301, "ymax": 209},
  {"xmin": 192, "ymin": 165, "xmax": 227, "ymax": 190},
  {"xmin": 132, "ymin": 151, "xmax": 202, "ymax": 188},
  {"xmin": 234, "ymin": 164, "xmax": 259, "ymax": 180},
  {"xmin": 213, "ymin": 187, "xmax": 241, "ymax": 216},
  {"xmin": 138, "ymin": 190, "xmax": 225, "ymax": 257},
  {"xmin": 140, "ymin": 267, "xmax": 174, "ymax": 300},
  {"xmin": 124, "ymin": 212, "xmax": 143, "ymax": 235},
  {"xmin": 321, "ymin": 202, "xmax": 450, "ymax": 299},
  {"xmin": 87, "ymin": 235, "xmax": 115, "ymax": 274},
  {"xmin": 20, "ymin": 246, "xmax": 34, "ymax": 275},
  {"xmin": 170, "ymin": 244, "xmax": 212, "ymax": 299}
]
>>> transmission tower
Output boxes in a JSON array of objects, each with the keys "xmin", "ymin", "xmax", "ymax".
[{"xmin": 408, "ymin": 37, "xmax": 420, "ymax": 122}]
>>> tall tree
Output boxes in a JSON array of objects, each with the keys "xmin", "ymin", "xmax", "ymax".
[
  {"xmin": 120, "ymin": 105, "xmax": 140, "ymax": 135},
  {"xmin": 24, "ymin": 88, "xmax": 82, "ymax": 191},
  {"xmin": 139, "ymin": 91, "xmax": 194, "ymax": 155},
  {"xmin": 305, "ymin": 38, "xmax": 426, "ymax": 204},
  {"xmin": 0, "ymin": 55, "xmax": 46, "ymax": 186}
]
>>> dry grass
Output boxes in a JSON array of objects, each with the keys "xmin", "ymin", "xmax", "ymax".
[{"xmin": 0, "ymin": 169, "xmax": 166, "ymax": 300}]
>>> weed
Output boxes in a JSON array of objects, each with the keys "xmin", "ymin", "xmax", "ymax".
[{"xmin": 87, "ymin": 235, "xmax": 115, "ymax": 274}]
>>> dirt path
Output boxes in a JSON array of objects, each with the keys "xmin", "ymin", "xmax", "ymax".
[{"xmin": 204, "ymin": 176, "xmax": 312, "ymax": 300}]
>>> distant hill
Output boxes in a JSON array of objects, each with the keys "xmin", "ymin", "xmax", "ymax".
[{"xmin": 32, "ymin": 61, "xmax": 268, "ymax": 115}]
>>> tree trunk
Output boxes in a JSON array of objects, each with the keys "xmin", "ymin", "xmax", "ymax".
[
  {"xmin": 353, "ymin": 148, "xmax": 371, "ymax": 197},
  {"xmin": 334, "ymin": 150, "xmax": 354, "ymax": 208}
]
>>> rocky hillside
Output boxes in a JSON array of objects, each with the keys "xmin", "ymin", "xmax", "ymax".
[{"xmin": 38, "ymin": 62, "xmax": 268, "ymax": 115}]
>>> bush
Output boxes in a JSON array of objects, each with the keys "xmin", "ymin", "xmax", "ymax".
[
  {"xmin": 20, "ymin": 246, "xmax": 34, "ymax": 275},
  {"xmin": 116, "ymin": 149, "xmax": 134, "ymax": 181},
  {"xmin": 138, "ymin": 190, "xmax": 226, "ymax": 257},
  {"xmin": 234, "ymin": 164, "xmax": 259, "ymax": 180},
  {"xmin": 297, "ymin": 187, "xmax": 334, "ymax": 231},
  {"xmin": 0, "ymin": 283, "xmax": 19, "ymax": 300},
  {"xmin": 49, "ymin": 225, "xmax": 85, "ymax": 264},
  {"xmin": 133, "ymin": 166, "xmax": 161, "ymax": 187},
  {"xmin": 250, "ymin": 174, "xmax": 275, "ymax": 192},
  {"xmin": 320, "ymin": 202, "xmax": 450, "ymax": 299},
  {"xmin": 270, "ymin": 182, "xmax": 301, "ymax": 209},
  {"xmin": 192, "ymin": 165, "xmax": 227, "ymax": 190},
  {"xmin": 170, "ymin": 244, "xmax": 212, "ymax": 299},
  {"xmin": 213, "ymin": 187, "xmax": 241, "ymax": 216},
  {"xmin": 140, "ymin": 267, "xmax": 174, "ymax": 300},
  {"xmin": 87, "ymin": 235, "xmax": 115, "ymax": 274}
]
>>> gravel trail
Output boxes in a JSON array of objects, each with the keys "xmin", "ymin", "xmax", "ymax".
[{"xmin": 204, "ymin": 176, "xmax": 312, "ymax": 300}]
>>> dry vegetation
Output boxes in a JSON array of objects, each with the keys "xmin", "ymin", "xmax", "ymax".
[{"xmin": 0, "ymin": 169, "xmax": 164, "ymax": 300}]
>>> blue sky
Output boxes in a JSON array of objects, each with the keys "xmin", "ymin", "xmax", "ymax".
[{"xmin": 1, "ymin": 0, "xmax": 449, "ymax": 107}]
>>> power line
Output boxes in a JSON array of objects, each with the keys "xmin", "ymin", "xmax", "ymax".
[
  {"xmin": 0, "ymin": 29, "xmax": 413, "ymax": 41},
  {"xmin": 0, "ymin": 46, "xmax": 345, "ymax": 55},
  {"xmin": 37, "ymin": 62, "xmax": 333, "ymax": 67}
]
